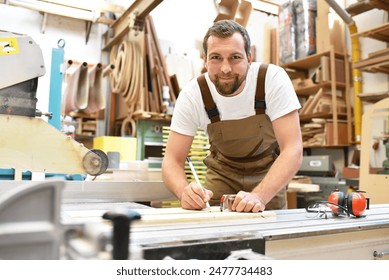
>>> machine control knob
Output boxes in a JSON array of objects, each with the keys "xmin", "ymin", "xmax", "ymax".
[{"xmin": 102, "ymin": 209, "xmax": 141, "ymax": 260}]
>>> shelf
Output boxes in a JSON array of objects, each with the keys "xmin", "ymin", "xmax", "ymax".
[
  {"xmin": 282, "ymin": 51, "xmax": 346, "ymax": 71},
  {"xmin": 358, "ymin": 91, "xmax": 389, "ymax": 102},
  {"xmin": 296, "ymin": 82, "xmax": 346, "ymax": 97},
  {"xmin": 281, "ymin": 46, "xmax": 352, "ymax": 146},
  {"xmin": 351, "ymin": 22, "xmax": 389, "ymax": 43},
  {"xmin": 346, "ymin": 0, "xmax": 389, "ymax": 16},
  {"xmin": 353, "ymin": 53, "xmax": 389, "ymax": 74}
]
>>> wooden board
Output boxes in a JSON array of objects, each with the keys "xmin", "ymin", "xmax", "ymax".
[
  {"xmin": 135, "ymin": 207, "xmax": 275, "ymax": 225},
  {"xmin": 351, "ymin": 22, "xmax": 389, "ymax": 43},
  {"xmin": 358, "ymin": 91, "xmax": 389, "ymax": 103},
  {"xmin": 65, "ymin": 206, "xmax": 276, "ymax": 227}
]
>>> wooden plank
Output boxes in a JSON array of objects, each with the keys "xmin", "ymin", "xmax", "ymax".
[
  {"xmin": 329, "ymin": 47, "xmax": 339, "ymax": 145},
  {"xmin": 351, "ymin": 22, "xmax": 389, "ymax": 42},
  {"xmin": 346, "ymin": 0, "xmax": 375, "ymax": 16},
  {"xmin": 134, "ymin": 208, "xmax": 276, "ymax": 226},
  {"xmin": 353, "ymin": 53, "xmax": 389, "ymax": 71},
  {"xmin": 358, "ymin": 91, "xmax": 389, "ymax": 103},
  {"xmin": 65, "ymin": 206, "xmax": 276, "ymax": 226},
  {"xmin": 368, "ymin": 47, "xmax": 389, "ymax": 58},
  {"xmin": 282, "ymin": 51, "xmax": 345, "ymax": 70},
  {"xmin": 345, "ymin": 0, "xmax": 389, "ymax": 16},
  {"xmin": 301, "ymin": 88, "xmax": 323, "ymax": 116}
]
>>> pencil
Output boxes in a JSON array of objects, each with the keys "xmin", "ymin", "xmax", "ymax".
[{"xmin": 186, "ymin": 156, "xmax": 211, "ymax": 211}]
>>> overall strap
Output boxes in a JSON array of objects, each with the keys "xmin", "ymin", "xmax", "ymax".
[
  {"xmin": 197, "ymin": 75, "xmax": 220, "ymax": 123},
  {"xmin": 255, "ymin": 63, "xmax": 268, "ymax": 115}
]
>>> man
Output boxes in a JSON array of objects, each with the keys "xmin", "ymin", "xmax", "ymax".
[{"xmin": 162, "ymin": 20, "xmax": 303, "ymax": 213}]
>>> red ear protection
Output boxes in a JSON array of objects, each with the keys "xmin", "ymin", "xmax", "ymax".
[
  {"xmin": 347, "ymin": 191, "xmax": 368, "ymax": 217},
  {"xmin": 328, "ymin": 189, "xmax": 369, "ymax": 217},
  {"xmin": 328, "ymin": 189, "xmax": 345, "ymax": 215}
]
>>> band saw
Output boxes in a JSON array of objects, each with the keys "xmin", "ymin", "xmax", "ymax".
[{"xmin": 0, "ymin": 30, "xmax": 108, "ymax": 177}]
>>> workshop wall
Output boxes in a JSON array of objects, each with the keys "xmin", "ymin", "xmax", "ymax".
[{"xmin": 0, "ymin": 0, "xmax": 277, "ymax": 112}]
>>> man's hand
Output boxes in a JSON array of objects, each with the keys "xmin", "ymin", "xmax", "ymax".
[
  {"xmin": 231, "ymin": 191, "xmax": 266, "ymax": 213},
  {"xmin": 180, "ymin": 182, "xmax": 213, "ymax": 210}
]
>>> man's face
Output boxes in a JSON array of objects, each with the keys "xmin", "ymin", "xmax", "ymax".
[{"xmin": 204, "ymin": 32, "xmax": 252, "ymax": 96}]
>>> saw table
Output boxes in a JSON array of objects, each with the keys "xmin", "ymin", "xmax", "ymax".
[
  {"xmin": 1, "ymin": 180, "xmax": 389, "ymax": 260},
  {"xmin": 63, "ymin": 202, "xmax": 389, "ymax": 260}
]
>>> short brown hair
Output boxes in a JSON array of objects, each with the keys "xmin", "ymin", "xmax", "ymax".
[{"xmin": 202, "ymin": 20, "xmax": 251, "ymax": 57}]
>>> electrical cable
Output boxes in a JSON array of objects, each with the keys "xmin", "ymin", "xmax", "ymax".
[{"xmin": 305, "ymin": 200, "xmax": 351, "ymax": 219}]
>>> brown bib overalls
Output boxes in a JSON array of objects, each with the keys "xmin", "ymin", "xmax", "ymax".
[{"xmin": 197, "ymin": 64, "xmax": 287, "ymax": 210}]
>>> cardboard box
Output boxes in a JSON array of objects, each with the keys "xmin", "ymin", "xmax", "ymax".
[
  {"xmin": 93, "ymin": 136, "xmax": 137, "ymax": 161},
  {"xmin": 325, "ymin": 122, "xmax": 348, "ymax": 145},
  {"xmin": 342, "ymin": 167, "xmax": 359, "ymax": 178}
]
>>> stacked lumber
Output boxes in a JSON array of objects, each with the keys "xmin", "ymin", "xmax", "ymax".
[
  {"xmin": 162, "ymin": 127, "xmax": 210, "ymax": 185},
  {"xmin": 299, "ymin": 89, "xmax": 347, "ymax": 117},
  {"xmin": 301, "ymin": 119, "xmax": 326, "ymax": 146}
]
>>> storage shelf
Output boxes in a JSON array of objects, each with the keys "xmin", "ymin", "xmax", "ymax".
[
  {"xmin": 281, "ymin": 46, "xmax": 352, "ymax": 146},
  {"xmin": 353, "ymin": 53, "xmax": 389, "ymax": 74},
  {"xmin": 282, "ymin": 51, "xmax": 346, "ymax": 70},
  {"xmin": 351, "ymin": 22, "xmax": 389, "ymax": 43},
  {"xmin": 296, "ymin": 82, "xmax": 346, "ymax": 97},
  {"xmin": 358, "ymin": 91, "xmax": 389, "ymax": 103},
  {"xmin": 346, "ymin": 0, "xmax": 389, "ymax": 16},
  {"xmin": 350, "ymin": 4, "xmax": 389, "ymax": 74}
]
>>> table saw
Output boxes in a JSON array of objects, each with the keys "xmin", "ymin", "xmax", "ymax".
[{"xmin": 1, "ymin": 180, "xmax": 389, "ymax": 260}]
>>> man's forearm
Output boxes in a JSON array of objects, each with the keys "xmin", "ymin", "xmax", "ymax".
[
  {"xmin": 252, "ymin": 149, "xmax": 302, "ymax": 204},
  {"xmin": 162, "ymin": 159, "xmax": 188, "ymax": 200}
]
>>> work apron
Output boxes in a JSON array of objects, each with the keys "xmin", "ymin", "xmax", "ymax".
[{"xmin": 197, "ymin": 64, "xmax": 287, "ymax": 210}]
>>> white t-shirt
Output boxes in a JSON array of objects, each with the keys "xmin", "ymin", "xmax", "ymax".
[{"xmin": 170, "ymin": 62, "xmax": 301, "ymax": 136}]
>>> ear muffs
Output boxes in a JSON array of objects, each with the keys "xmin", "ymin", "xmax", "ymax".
[
  {"xmin": 328, "ymin": 189, "xmax": 369, "ymax": 217},
  {"xmin": 328, "ymin": 189, "xmax": 345, "ymax": 216},
  {"xmin": 306, "ymin": 190, "xmax": 370, "ymax": 218},
  {"xmin": 346, "ymin": 191, "xmax": 368, "ymax": 217}
]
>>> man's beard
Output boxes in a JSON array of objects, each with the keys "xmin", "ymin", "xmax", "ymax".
[{"xmin": 213, "ymin": 74, "xmax": 245, "ymax": 96}]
